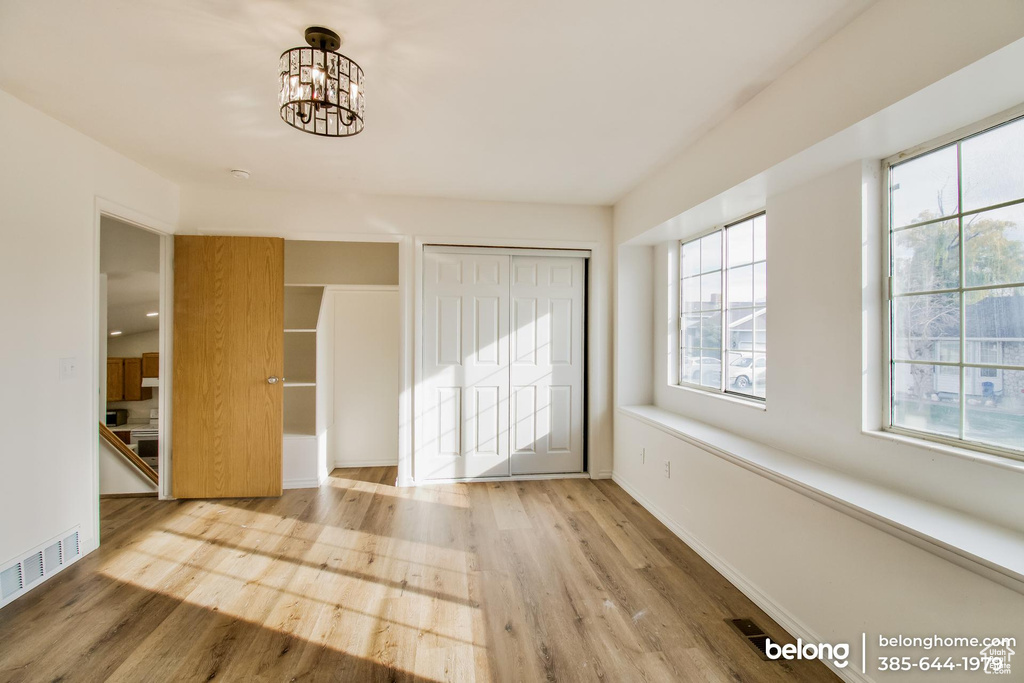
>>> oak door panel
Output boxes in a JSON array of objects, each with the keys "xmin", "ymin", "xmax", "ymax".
[{"xmin": 172, "ymin": 235, "xmax": 284, "ymax": 498}]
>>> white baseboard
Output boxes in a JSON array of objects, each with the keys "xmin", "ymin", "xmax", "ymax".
[
  {"xmin": 332, "ymin": 460, "xmax": 399, "ymax": 469},
  {"xmin": 591, "ymin": 469, "xmax": 613, "ymax": 479},
  {"xmin": 283, "ymin": 477, "xmax": 321, "ymax": 490},
  {"xmin": 612, "ymin": 471, "xmax": 874, "ymax": 683}
]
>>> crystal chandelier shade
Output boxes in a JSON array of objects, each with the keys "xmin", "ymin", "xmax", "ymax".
[{"xmin": 279, "ymin": 27, "xmax": 364, "ymax": 137}]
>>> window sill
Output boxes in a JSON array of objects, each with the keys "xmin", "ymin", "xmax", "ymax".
[
  {"xmin": 863, "ymin": 428, "xmax": 1024, "ymax": 475},
  {"xmin": 617, "ymin": 404, "xmax": 1024, "ymax": 595},
  {"xmin": 666, "ymin": 382, "xmax": 766, "ymax": 411}
]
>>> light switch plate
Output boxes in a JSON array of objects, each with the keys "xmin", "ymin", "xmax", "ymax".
[{"xmin": 59, "ymin": 357, "xmax": 78, "ymax": 381}]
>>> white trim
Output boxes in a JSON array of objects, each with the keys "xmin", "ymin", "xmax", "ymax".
[
  {"xmin": 665, "ymin": 382, "xmax": 767, "ymax": 411},
  {"xmin": 611, "ymin": 473, "xmax": 872, "ymax": 683},
  {"xmin": 413, "ymin": 236, "xmax": 603, "ymax": 485},
  {"xmin": 93, "ymin": 198, "xmax": 176, "ymax": 535},
  {"xmin": 863, "ymin": 428, "xmax": 1024, "ymax": 475},
  {"xmin": 332, "ymin": 460, "xmax": 400, "ymax": 469},
  {"xmin": 417, "ymin": 472, "xmax": 592, "ymax": 486},
  {"xmin": 619, "ymin": 405, "xmax": 1024, "ymax": 595},
  {"xmin": 283, "ymin": 477, "xmax": 321, "ymax": 490},
  {"xmin": 424, "ymin": 245, "xmax": 592, "ymax": 258}
]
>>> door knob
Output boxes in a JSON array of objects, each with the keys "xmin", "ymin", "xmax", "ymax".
[{"xmin": 267, "ymin": 376, "xmax": 280, "ymax": 384}]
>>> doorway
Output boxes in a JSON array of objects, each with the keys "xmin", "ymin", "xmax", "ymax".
[{"xmin": 97, "ymin": 216, "xmax": 169, "ymax": 499}]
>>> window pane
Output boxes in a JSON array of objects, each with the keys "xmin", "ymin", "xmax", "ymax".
[
  {"xmin": 753, "ymin": 308, "xmax": 767, "ymax": 352},
  {"xmin": 700, "ymin": 232, "xmax": 722, "ymax": 274},
  {"xmin": 962, "ymin": 117, "xmax": 1024, "ymax": 212},
  {"xmin": 701, "ymin": 312, "xmax": 721, "ymax": 349},
  {"xmin": 965, "ymin": 287, "xmax": 1024, "ymax": 358},
  {"xmin": 751, "ymin": 353, "xmax": 766, "ymax": 399},
  {"xmin": 891, "ymin": 220, "xmax": 959, "ymax": 294},
  {"xmin": 890, "ymin": 145, "xmax": 958, "ymax": 229},
  {"xmin": 965, "ymin": 369, "xmax": 1024, "ymax": 451},
  {"xmin": 727, "ymin": 265, "xmax": 753, "ymax": 307},
  {"xmin": 892, "ymin": 362, "xmax": 960, "ymax": 437},
  {"xmin": 728, "ymin": 352, "xmax": 754, "ymax": 393},
  {"xmin": 892, "ymin": 293, "xmax": 960, "ymax": 362},
  {"xmin": 753, "ymin": 262, "xmax": 766, "ymax": 305},
  {"xmin": 681, "ymin": 315, "xmax": 701, "ymax": 349},
  {"xmin": 681, "ymin": 276, "xmax": 700, "ymax": 313},
  {"xmin": 726, "ymin": 309, "xmax": 754, "ymax": 352},
  {"xmin": 700, "ymin": 356, "xmax": 722, "ymax": 389},
  {"xmin": 727, "ymin": 219, "xmax": 753, "ymax": 267},
  {"xmin": 753, "ymin": 214, "xmax": 767, "ymax": 262},
  {"xmin": 700, "ymin": 272, "xmax": 721, "ymax": 310},
  {"xmin": 963, "ymin": 204, "xmax": 1024, "ymax": 288},
  {"xmin": 682, "ymin": 240, "xmax": 700, "ymax": 277},
  {"xmin": 681, "ymin": 349, "xmax": 702, "ymax": 384}
]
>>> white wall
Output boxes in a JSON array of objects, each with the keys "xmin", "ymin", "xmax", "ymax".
[
  {"xmin": 614, "ymin": 0, "xmax": 1024, "ymax": 243},
  {"xmin": 612, "ymin": 4, "xmax": 1024, "ymax": 681},
  {"xmin": 330, "ymin": 290, "xmax": 401, "ymax": 468},
  {"xmin": 180, "ymin": 186, "xmax": 614, "ymax": 482},
  {"xmin": 614, "ymin": 414, "xmax": 1024, "ymax": 683},
  {"xmin": 98, "ymin": 439, "xmax": 156, "ymax": 496},
  {"xmin": 0, "ymin": 89, "xmax": 178, "ymax": 567}
]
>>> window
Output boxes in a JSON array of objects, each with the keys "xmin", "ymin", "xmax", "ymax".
[
  {"xmin": 887, "ymin": 114, "xmax": 1024, "ymax": 457},
  {"xmin": 680, "ymin": 212, "xmax": 766, "ymax": 400}
]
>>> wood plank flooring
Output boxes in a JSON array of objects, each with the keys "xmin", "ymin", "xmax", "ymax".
[{"xmin": 0, "ymin": 468, "xmax": 836, "ymax": 682}]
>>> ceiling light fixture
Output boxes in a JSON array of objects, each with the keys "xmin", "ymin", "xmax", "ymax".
[
  {"xmin": 146, "ymin": 312, "xmax": 159, "ymax": 317},
  {"xmin": 279, "ymin": 27, "xmax": 364, "ymax": 137},
  {"xmin": 229, "ymin": 169, "xmax": 250, "ymax": 180},
  {"xmin": 110, "ymin": 330, "xmax": 122, "ymax": 336}
]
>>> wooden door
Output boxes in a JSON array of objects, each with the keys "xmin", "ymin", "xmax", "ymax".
[
  {"xmin": 420, "ymin": 250, "xmax": 510, "ymax": 479},
  {"xmin": 172, "ymin": 235, "xmax": 284, "ymax": 498},
  {"xmin": 509, "ymin": 256, "xmax": 585, "ymax": 474}
]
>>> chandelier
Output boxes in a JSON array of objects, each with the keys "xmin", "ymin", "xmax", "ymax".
[{"xmin": 279, "ymin": 27, "xmax": 364, "ymax": 137}]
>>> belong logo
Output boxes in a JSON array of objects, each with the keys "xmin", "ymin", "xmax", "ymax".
[{"xmin": 765, "ymin": 638, "xmax": 850, "ymax": 669}]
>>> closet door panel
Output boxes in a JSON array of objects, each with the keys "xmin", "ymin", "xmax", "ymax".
[
  {"xmin": 509, "ymin": 256, "xmax": 585, "ymax": 474},
  {"xmin": 420, "ymin": 251, "xmax": 510, "ymax": 479}
]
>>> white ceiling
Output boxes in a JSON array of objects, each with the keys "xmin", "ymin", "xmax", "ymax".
[{"xmin": 0, "ymin": 0, "xmax": 873, "ymax": 205}]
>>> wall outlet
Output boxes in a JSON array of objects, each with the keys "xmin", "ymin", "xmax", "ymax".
[
  {"xmin": 663, "ymin": 460, "xmax": 671, "ymax": 478},
  {"xmin": 640, "ymin": 448, "xmax": 646, "ymax": 464}
]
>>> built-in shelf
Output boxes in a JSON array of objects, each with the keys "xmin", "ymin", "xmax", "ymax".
[
  {"xmin": 283, "ymin": 286, "xmax": 324, "ymax": 329},
  {"xmin": 284, "ymin": 382, "xmax": 316, "ymax": 387}
]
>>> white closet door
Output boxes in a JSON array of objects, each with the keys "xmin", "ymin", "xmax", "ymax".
[
  {"xmin": 509, "ymin": 256, "xmax": 585, "ymax": 474},
  {"xmin": 421, "ymin": 250, "xmax": 510, "ymax": 479}
]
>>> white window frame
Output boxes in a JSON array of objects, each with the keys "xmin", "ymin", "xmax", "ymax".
[
  {"xmin": 677, "ymin": 210, "xmax": 767, "ymax": 403},
  {"xmin": 882, "ymin": 106, "xmax": 1024, "ymax": 463}
]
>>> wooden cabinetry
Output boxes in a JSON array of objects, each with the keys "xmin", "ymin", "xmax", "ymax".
[
  {"xmin": 107, "ymin": 358, "xmax": 125, "ymax": 401},
  {"xmin": 107, "ymin": 357, "xmax": 153, "ymax": 402},
  {"xmin": 142, "ymin": 352, "xmax": 159, "ymax": 378},
  {"xmin": 123, "ymin": 358, "xmax": 152, "ymax": 401}
]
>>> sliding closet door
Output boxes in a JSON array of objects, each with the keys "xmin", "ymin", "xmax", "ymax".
[
  {"xmin": 421, "ymin": 250, "xmax": 511, "ymax": 479},
  {"xmin": 509, "ymin": 256, "xmax": 585, "ymax": 474}
]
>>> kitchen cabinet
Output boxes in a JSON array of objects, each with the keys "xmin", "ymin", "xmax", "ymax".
[
  {"xmin": 107, "ymin": 358, "xmax": 124, "ymax": 402},
  {"xmin": 142, "ymin": 352, "xmax": 159, "ymax": 378},
  {"xmin": 107, "ymin": 357, "xmax": 153, "ymax": 402},
  {"xmin": 123, "ymin": 358, "xmax": 152, "ymax": 401}
]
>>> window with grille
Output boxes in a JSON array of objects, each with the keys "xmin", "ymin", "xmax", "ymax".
[
  {"xmin": 887, "ymin": 113, "xmax": 1024, "ymax": 457},
  {"xmin": 679, "ymin": 213, "xmax": 766, "ymax": 400}
]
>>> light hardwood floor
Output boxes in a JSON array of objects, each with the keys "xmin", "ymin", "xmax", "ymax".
[{"xmin": 0, "ymin": 468, "xmax": 835, "ymax": 682}]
